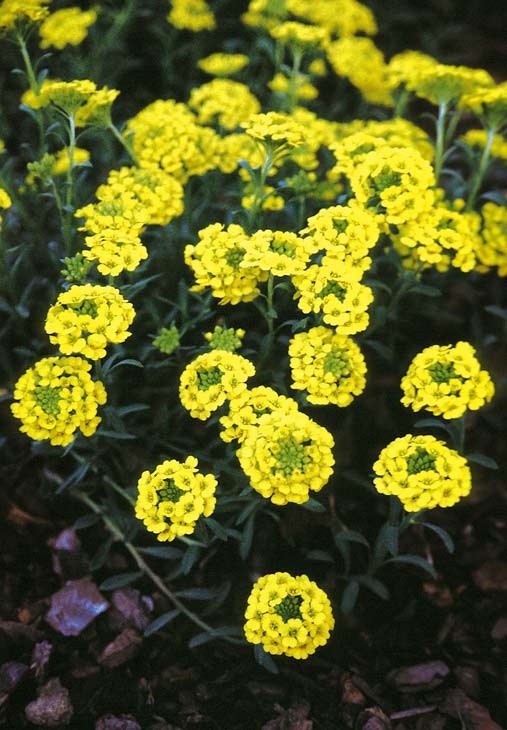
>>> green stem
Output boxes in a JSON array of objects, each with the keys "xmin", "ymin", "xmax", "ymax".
[
  {"xmin": 434, "ymin": 101, "xmax": 448, "ymax": 182},
  {"xmin": 73, "ymin": 491, "xmax": 242, "ymax": 641},
  {"xmin": 62, "ymin": 113, "xmax": 76, "ymax": 253},
  {"xmin": 16, "ymin": 32, "xmax": 45, "ymax": 154},
  {"xmin": 393, "ymin": 88, "xmax": 410, "ymax": 118},
  {"xmin": 246, "ymin": 148, "xmax": 274, "ymax": 233},
  {"xmin": 451, "ymin": 415, "xmax": 466, "ymax": 454},
  {"xmin": 108, "ymin": 122, "xmax": 139, "ymax": 165},
  {"xmin": 286, "ymin": 49, "xmax": 302, "ymax": 113},
  {"xmin": 465, "ymin": 126, "xmax": 496, "ymax": 211}
]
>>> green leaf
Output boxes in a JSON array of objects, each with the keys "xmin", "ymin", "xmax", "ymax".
[
  {"xmin": 144, "ymin": 609, "xmax": 180, "ymax": 637},
  {"xmin": 355, "ymin": 575, "xmax": 389, "ymax": 600},
  {"xmin": 306, "ymin": 549, "xmax": 335, "ymax": 564},
  {"xmin": 137, "ymin": 545, "xmax": 182, "ymax": 559},
  {"xmin": 341, "ymin": 580, "xmax": 359, "ymax": 614},
  {"xmin": 253, "ymin": 644, "xmax": 279, "ymax": 674},
  {"xmin": 380, "ymin": 524, "xmax": 399, "ymax": 557},
  {"xmin": 95, "ymin": 429, "xmax": 136, "ymax": 440},
  {"xmin": 181, "ymin": 544, "xmax": 201, "ymax": 575},
  {"xmin": 414, "ymin": 418, "xmax": 454, "ymax": 436},
  {"xmin": 421, "ymin": 523, "xmax": 455, "ymax": 554},
  {"xmin": 89, "ymin": 536, "xmax": 113, "ymax": 570},
  {"xmin": 99, "ymin": 571, "xmax": 143, "ymax": 590},
  {"xmin": 73, "ymin": 513, "xmax": 100, "ymax": 530},
  {"xmin": 175, "ymin": 588, "xmax": 218, "ymax": 600},
  {"xmin": 409, "ymin": 284, "xmax": 441, "ymax": 297},
  {"xmin": 301, "ymin": 497, "xmax": 326, "ymax": 513},
  {"xmin": 484, "ymin": 305, "xmax": 507, "ymax": 320},
  {"xmin": 240, "ymin": 513, "xmax": 255, "ymax": 560},
  {"xmin": 334, "ymin": 529, "xmax": 370, "ymax": 549},
  {"xmin": 385, "ymin": 555, "xmax": 437, "ymax": 579},
  {"xmin": 188, "ymin": 626, "xmax": 241, "ymax": 648},
  {"xmin": 56, "ymin": 461, "xmax": 89, "ymax": 494},
  {"xmin": 204, "ymin": 517, "xmax": 229, "ymax": 541},
  {"xmin": 108, "ymin": 358, "xmax": 144, "ymax": 372},
  {"xmin": 465, "ymin": 453, "xmax": 499, "ymax": 470}
]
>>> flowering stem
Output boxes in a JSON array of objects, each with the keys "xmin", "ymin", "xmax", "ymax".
[
  {"xmin": 246, "ymin": 147, "xmax": 274, "ymax": 233},
  {"xmin": 434, "ymin": 101, "xmax": 448, "ymax": 182},
  {"xmin": 465, "ymin": 126, "xmax": 495, "ymax": 211},
  {"xmin": 72, "ymin": 490, "xmax": 244, "ymax": 644},
  {"xmin": 286, "ymin": 49, "xmax": 302, "ymax": 113},
  {"xmin": 62, "ymin": 113, "xmax": 76, "ymax": 254},
  {"xmin": 16, "ymin": 32, "xmax": 45, "ymax": 154},
  {"xmin": 108, "ymin": 122, "xmax": 139, "ymax": 166},
  {"xmin": 393, "ymin": 88, "xmax": 410, "ymax": 118}
]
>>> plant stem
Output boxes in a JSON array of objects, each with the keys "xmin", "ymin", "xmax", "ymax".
[
  {"xmin": 16, "ymin": 32, "xmax": 45, "ymax": 154},
  {"xmin": 393, "ymin": 88, "xmax": 410, "ymax": 118},
  {"xmin": 73, "ymin": 490, "xmax": 244, "ymax": 643},
  {"xmin": 451, "ymin": 415, "xmax": 466, "ymax": 453},
  {"xmin": 246, "ymin": 148, "xmax": 274, "ymax": 233},
  {"xmin": 465, "ymin": 126, "xmax": 495, "ymax": 211},
  {"xmin": 62, "ymin": 113, "xmax": 76, "ymax": 253},
  {"xmin": 108, "ymin": 122, "xmax": 139, "ymax": 165},
  {"xmin": 434, "ymin": 101, "xmax": 448, "ymax": 182},
  {"xmin": 286, "ymin": 49, "xmax": 302, "ymax": 113}
]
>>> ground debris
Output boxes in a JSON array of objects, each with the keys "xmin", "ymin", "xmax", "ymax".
[
  {"xmin": 25, "ymin": 677, "xmax": 73, "ymax": 727},
  {"xmin": 355, "ymin": 706, "xmax": 391, "ymax": 730},
  {"xmin": 31, "ymin": 640, "xmax": 53, "ymax": 679},
  {"xmin": 48, "ymin": 527, "xmax": 88, "ymax": 580},
  {"xmin": 46, "ymin": 578, "xmax": 109, "ymax": 636},
  {"xmin": 109, "ymin": 587, "xmax": 152, "ymax": 631},
  {"xmin": 98, "ymin": 627, "xmax": 142, "ymax": 668},
  {"xmin": 95, "ymin": 714, "xmax": 142, "ymax": 730},
  {"xmin": 439, "ymin": 688, "xmax": 502, "ymax": 730},
  {"xmin": 472, "ymin": 560, "xmax": 507, "ymax": 591},
  {"xmin": 0, "ymin": 661, "xmax": 28, "ymax": 706},
  {"xmin": 387, "ymin": 661, "xmax": 450, "ymax": 692},
  {"xmin": 261, "ymin": 700, "xmax": 313, "ymax": 730}
]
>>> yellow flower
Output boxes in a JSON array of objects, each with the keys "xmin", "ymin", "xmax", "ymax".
[
  {"xmin": 0, "ymin": 186, "xmax": 12, "ymax": 225},
  {"xmin": 0, "ymin": 0, "xmax": 49, "ymax": 32},
  {"xmin": 401, "ymin": 342, "xmax": 494, "ymax": 419},
  {"xmin": 460, "ymin": 83, "xmax": 507, "ymax": 130},
  {"xmin": 373, "ymin": 434, "xmax": 472, "ymax": 511},
  {"xmin": 411, "ymin": 63, "xmax": 494, "ymax": 106},
  {"xmin": 197, "ymin": 53, "xmax": 249, "ymax": 76},
  {"xmin": 460, "ymin": 129, "xmax": 507, "ymax": 161},
  {"xmin": 242, "ymin": 112, "xmax": 306, "ymax": 149},
  {"xmin": 289, "ymin": 326, "xmax": 367, "ymax": 406},
  {"xmin": 204, "ymin": 325, "xmax": 245, "ymax": 353},
  {"xmin": 189, "ymin": 80, "xmax": 260, "ymax": 130},
  {"xmin": 268, "ymin": 73, "xmax": 318, "ymax": 102},
  {"xmin": 11, "ymin": 356, "xmax": 106, "ymax": 446},
  {"xmin": 327, "ymin": 37, "xmax": 392, "ymax": 106},
  {"xmin": 185, "ymin": 223, "xmax": 267, "ymax": 305},
  {"xmin": 240, "ymin": 229, "xmax": 313, "ymax": 276},
  {"xmin": 270, "ymin": 21, "xmax": 328, "ymax": 50},
  {"xmin": 39, "ymin": 6, "xmax": 98, "ymax": 50},
  {"xmin": 179, "ymin": 350, "xmax": 256, "ymax": 420},
  {"xmin": 237, "ymin": 410, "xmax": 334, "ymax": 505},
  {"xmin": 135, "ymin": 456, "xmax": 217, "ymax": 542},
  {"xmin": 220, "ymin": 386, "xmax": 299, "ymax": 443},
  {"xmin": 167, "ymin": 0, "xmax": 215, "ymax": 31},
  {"xmin": 286, "ymin": 0, "xmax": 377, "ymax": 38},
  {"xmin": 45, "ymin": 284, "xmax": 135, "ymax": 360},
  {"xmin": 242, "ymin": 0, "xmax": 289, "ymax": 31},
  {"xmin": 244, "ymin": 572, "xmax": 334, "ymax": 659},
  {"xmin": 476, "ymin": 202, "xmax": 507, "ymax": 275}
]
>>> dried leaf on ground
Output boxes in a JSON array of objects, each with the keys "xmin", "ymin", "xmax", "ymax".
[
  {"xmin": 98, "ymin": 628, "xmax": 142, "ymax": 669},
  {"xmin": 439, "ymin": 688, "xmax": 502, "ymax": 730},
  {"xmin": 261, "ymin": 701, "xmax": 313, "ymax": 730},
  {"xmin": 388, "ymin": 661, "xmax": 450, "ymax": 691},
  {"xmin": 46, "ymin": 578, "xmax": 109, "ymax": 636}
]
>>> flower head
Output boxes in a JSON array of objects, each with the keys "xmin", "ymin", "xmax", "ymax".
[
  {"xmin": 39, "ymin": 6, "xmax": 97, "ymax": 50},
  {"xmin": 153, "ymin": 325, "xmax": 180, "ymax": 355},
  {"xmin": 198, "ymin": 53, "xmax": 249, "ymax": 76},
  {"xmin": 204, "ymin": 325, "xmax": 245, "ymax": 353},
  {"xmin": 220, "ymin": 386, "xmax": 299, "ymax": 443}
]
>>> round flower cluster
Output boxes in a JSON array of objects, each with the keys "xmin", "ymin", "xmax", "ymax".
[
  {"xmin": 401, "ymin": 342, "xmax": 494, "ymax": 419},
  {"xmin": 411, "ymin": 64, "xmax": 494, "ymax": 105},
  {"xmin": 461, "ymin": 83, "xmax": 507, "ymax": 130},
  {"xmin": 476, "ymin": 202, "xmax": 507, "ymax": 275},
  {"xmin": 327, "ymin": 37, "xmax": 392, "ymax": 106},
  {"xmin": 373, "ymin": 434, "xmax": 472, "ymax": 511},
  {"xmin": 185, "ymin": 223, "xmax": 267, "ymax": 305},
  {"xmin": 349, "ymin": 145, "xmax": 436, "ymax": 225},
  {"xmin": 289, "ymin": 327, "xmax": 367, "ymax": 406},
  {"xmin": 135, "ymin": 457, "xmax": 217, "ymax": 542},
  {"xmin": 219, "ymin": 386, "xmax": 299, "ymax": 443},
  {"xmin": 242, "ymin": 112, "xmax": 306, "ymax": 149},
  {"xmin": 270, "ymin": 21, "xmax": 328, "ymax": 49},
  {"xmin": 241, "ymin": 0, "xmax": 288, "ymax": 31},
  {"xmin": 198, "ymin": 53, "xmax": 249, "ymax": 76},
  {"xmin": 45, "ymin": 284, "xmax": 136, "ymax": 360},
  {"xmin": 189, "ymin": 80, "xmax": 260, "ymax": 130},
  {"xmin": 292, "ymin": 263, "xmax": 374, "ymax": 332},
  {"xmin": 237, "ymin": 410, "xmax": 335, "ymax": 505},
  {"xmin": 244, "ymin": 572, "xmax": 334, "ymax": 659},
  {"xmin": 241, "ymin": 229, "xmax": 312, "ymax": 276},
  {"xmin": 0, "ymin": 0, "xmax": 49, "ymax": 32},
  {"xmin": 0, "ymin": 186, "xmax": 12, "ymax": 224},
  {"xmin": 11, "ymin": 356, "xmax": 106, "ymax": 446},
  {"xmin": 39, "ymin": 6, "xmax": 97, "ymax": 49},
  {"xmin": 204, "ymin": 325, "xmax": 245, "ymax": 353},
  {"xmin": 460, "ymin": 129, "xmax": 507, "ymax": 161},
  {"xmin": 153, "ymin": 325, "xmax": 180, "ymax": 355},
  {"xmin": 287, "ymin": 0, "xmax": 377, "ymax": 38},
  {"xmin": 167, "ymin": 0, "xmax": 216, "ymax": 31},
  {"xmin": 179, "ymin": 350, "xmax": 255, "ymax": 420}
]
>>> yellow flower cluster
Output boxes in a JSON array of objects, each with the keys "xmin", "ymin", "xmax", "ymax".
[
  {"xmin": 38, "ymin": 6, "xmax": 97, "ymax": 49},
  {"xmin": 167, "ymin": 0, "xmax": 216, "ymax": 31},
  {"xmin": 220, "ymin": 386, "xmax": 299, "ymax": 443},
  {"xmin": 179, "ymin": 350, "xmax": 256, "ymax": 420},
  {"xmin": 45, "ymin": 284, "xmax": 135, "ymax": 361},
  {"xmin": 0, "ymin": 186, "xmax": 12, "ymax": 224},
  {"xmin": 287, "ymin": 0, "xmax": 377, "ymax": 37},
  {"xmin": 270, "ymin": 21, "xmax": 328, "ymax": 49},
  {"xmin": 242, "ymin": 0, "xmax": 288, "ymax": 30},
  {"xmin": 460, "ymin": 83, "xmax": 507, "ymax": 129},
  {"xmin": 292, "ymin": 264, "xmax": 374, "ymax": 332},
  {"xmin": 11, "ymin": 356, "xmax": 106, "ymax": 446},
  {"xmin": 76, "ymin": 198, "xmax": 148, "ymax": 277},
  {"xmin": 126, "ymin": 100, "xmax": 220, "ymax": 183},
  {"xmin": 333, "ymin": 118, "xmax": 434, "ymax": 163},
  {"xmin": 349, "ymin": 146, "xmax": 436, "ymax": 226},
  {"xmin": 289, "ymin": 326, "xmax": 367, "ymax": 406},
  {"xmin": 401, "ymin": 342, "xmax": 494, "ymax": 420},
  {"xmin": 327, "ymin": 37, "xmax": 392, "ymax": 106},
  {"xmin": 460, "ymin": 129, "xmax": 507, "ymax": 161},
  {"xmin": 96, "ymin": 166, "xmax": 184, "ymax": 226},
  {"xmin": 189, "ymin": 80, "xmax": 261, "ymax": 130},
  {"xmin": 411, "ymin": 64, "xmax": 494, "ymax": 105},
  {"xmin": 242, "ymin": 112, "xmax": 306, "ymax": 149},
  {"xmin": 241, "ymin": 229, "xmax": 313, "ymax": 276},
  {"xmin": 185, "ymin": 223, "xmax": 268, "ymax": 305},
  {"xmin": 237, "ymin": 410, "xmax": 334, "ymax": 505},
  {"xmin": 392, "ymin": 201, "xmax": 479, "ymax": 273},
  {"xmin": 476, "ymin": 202, "xmax": 507, "ymax": 275},
  {"xmin": 198, "ymin": 53, "xmax": 249, "ymax": 76},
  {"xmin": 0, "ymin": 0, "xmax": 49, "ymax": 31},
  {"xmin": 373, "ymin": 434, "xmax": 472, "ymax": 511},
  {"xmin": 204, "ymin": 325, "xmax": 245, "ymax": 353},
  {"xmin": 385, "ymin": 50, "xmax": 438, "ymax": 94},
  {"xmin": 135, "ymin": 457, "xmax": 217, "ymax": 542},
  {"xmin": 23, "ymin": 78, "xmax": 119, "ymax": 127},
  {"xmin": 268, "ymin": 73, "xmax": 318, "ymax": 103},
  {"xmin": 244, "ymin": 572, "xmax": 334, "ymax": 659}
]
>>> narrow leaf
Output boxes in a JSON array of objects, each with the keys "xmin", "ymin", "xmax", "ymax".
[
  {"xmin": 144, "ymin": 609, "xmax": 180, "ymax": 637},
  {"xmin": 99, "ymin": 571, "xmax": 143, "ymax": 591},
  {"xmin": 341, "ymin": 580, "xmax": 359, "ymax": 614},
  {"xmin": 421, "ymin": 523, "xmax": 455, "ymax": 554}
]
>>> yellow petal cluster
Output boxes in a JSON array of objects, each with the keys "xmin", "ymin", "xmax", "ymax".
[
  {"xmin": 411, "ymin": 64, "xmax": 494, "ymax": 105},
  {"xmin": 204, "ymin": 325, "xmax": 245, "ymax": 353},
  {"xmin": 135, "ymin": 457, "xmax": 217, "ymax": 542},
  {"xmin": 179, "ymin": 350, "xmax": 256, "ymax": 420},
  {"xmin": 244, "ymin": 572, "xmax": 334, "ymax": 659},
  {"xmin": 327, "ymin": 37, "xmax": 392, "ymax": 106},
  {"xmin": 197, "ymin": 53, "xmax": 249, "ymax": 76},
  {"xmin": 39, "ymin": 6, "xmax": 97, "ymax": 50},
  {"xmin": 476, "ymin": 202, "xmax": 507, "ymax": 275},
  {"xmin": 237, "ymin": 410, "xmax": 334, "ymax": 505},
  {"xmin": 45, "ymin": 284, "xmax": 135, "ymax": 360},
  {"xmin": 11, "ymin": 356, "xmax": 106, "ymax": 446},
  {"xmin": 289, "ymin": 326, "xmax": 367, "ymax": 406},
  {"xmin": 270, "ymin": 21, "xmax": 328, "ymax": 49},
  {"xmin": 167, "ymin": 0, "xmax": 215, "ymax": 31},
  {"xmin": 401, "ymin": 342, "xmax": 494, "ymax": 420},
  {"xmin": 0, "ymin": 186, "xmax": 12, "ymax": 224},
  {"xmin": 287, "ymin": 0, "xmax": 377, "ymax": 38},
  {"xmin": 242, "ymin": 112, "xmax": 306, "ymax": 149},
  {"xmin": 240, "ymin": 229, "xmax": 313, "ymax": 276},
  {"xmin": 460, "ymin": 129, "xmax": 507, "ymax": 161},
  {"xmin": 0, "ymin": 0, "xmax": 49, "ymax": 32},
  {"xmin": 373, "ymin": 434, "xmax": 472, "ymax": 511},
  {"xmin": 189, "ymin": 80, "xmax": 261, "ymax": 130},
  {"xmin": 219, "ymin": 386, "xmax": 299, "ymax": 443}
]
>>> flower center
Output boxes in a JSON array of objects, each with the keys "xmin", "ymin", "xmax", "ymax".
[
  {"xmin": 270, "ymin": 237, "xmax": 296, "ymax": 257},
  {"xmin": 273, "ymin": 436, "xmax": 311, "ymax": 477},
  {"xmin": 427, "ymin": 362, "xmax": 460, "ymax": 384},
  {"xmin": 70, "ymin": 299, "xmax": 98, "ymax": 317},
  {"xmin": 196, "ymin": 366, "xmax": 223, "ymax": 391},
  {"xmin": 323, "ymin": 349, "xmax": 351, "ymax": 378},
  {"xmin": 406, "ymin": 447, "xmax": 437, "ymax": 475},
  {"xmin": 225, "ymin": 246, "xmax": 246, "ymax": 271},
  {"xmin": 33, "ymin": 385, "xmax": 61, "ymax": 417},
  {"xmin": 372, "ymin": 168, "xmax": 403, "ymax": 192},
  {"xmin": 317, "ymin": 279, "xmax": 346, "ymax": 301},
  {"xmin": 159, "ymin": 478, "xmax": 185, "ymax": 502},
  {"xmin": 275, "ymin": 594, "xmax": 303, "ymax": 621},
  {"xmin": 332, "ymin": 219, "xmax": 348, "ymax": 234}
]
